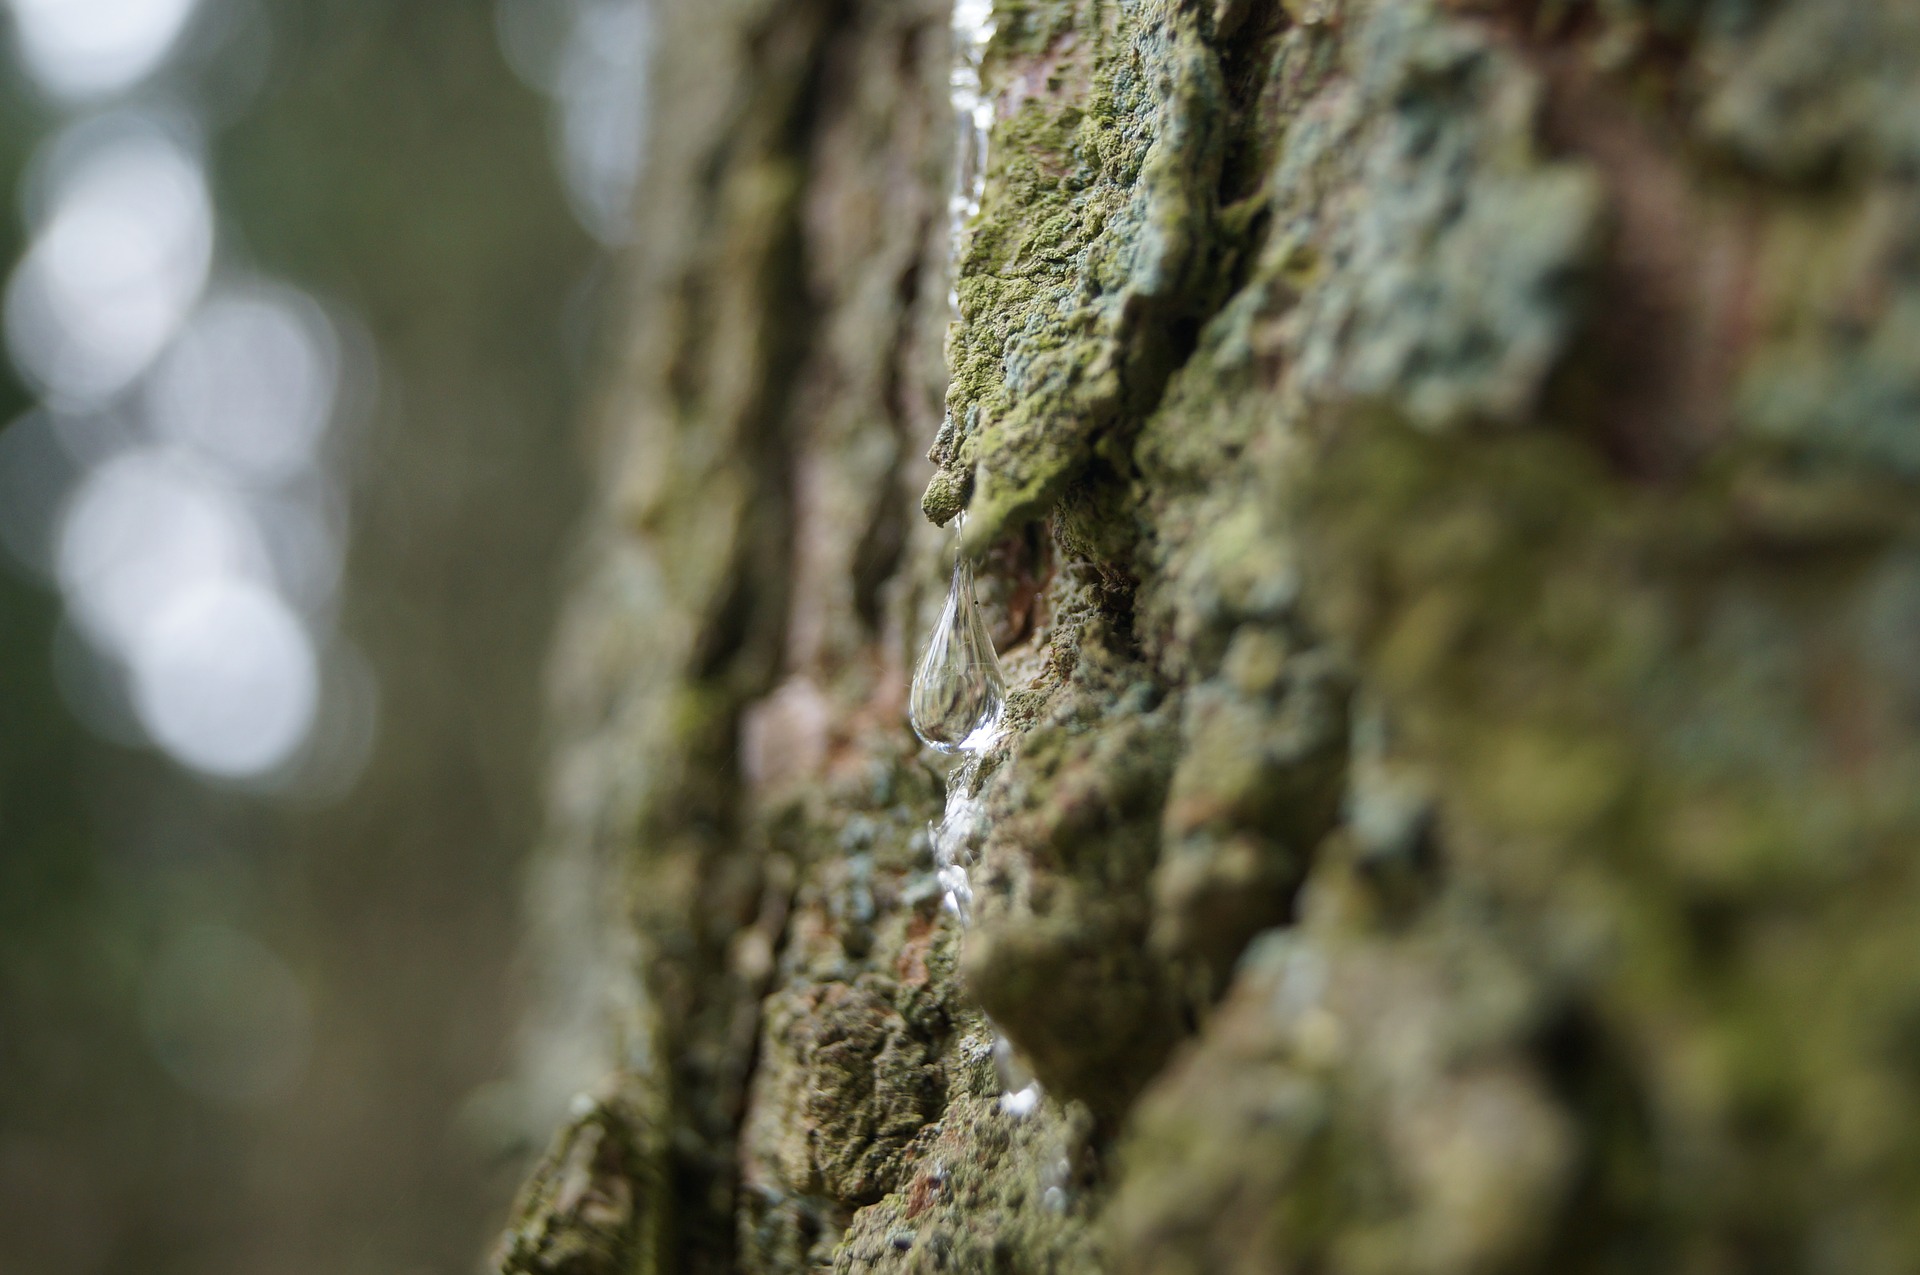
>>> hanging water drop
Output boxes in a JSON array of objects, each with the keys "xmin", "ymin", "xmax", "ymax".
[
  {"xmin": 909, "ymin": 531, "xmax": 1005, "ymax": 753},
  {"xmin": 908, "ymin": 0, "xmax": 1000, "ymax": 757}
]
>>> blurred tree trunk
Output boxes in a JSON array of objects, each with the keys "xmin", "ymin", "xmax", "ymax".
[{"xmin": 493, "ymin": 1, "xmax": 1920, "ymax": 1272}]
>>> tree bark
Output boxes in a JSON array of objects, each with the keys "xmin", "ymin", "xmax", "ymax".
[{"xmin": 493, "ymin": 0, "xmax": 1920, "ymax": 1271}]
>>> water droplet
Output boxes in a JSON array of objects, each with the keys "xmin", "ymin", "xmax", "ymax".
[
  {"xmin": 909, "ymin": 536, "xmax": 1004, "ymax": 753},
  {"xmin": 998, "ymin": 1080, "xmax": 1042, "ymax": 1118}
]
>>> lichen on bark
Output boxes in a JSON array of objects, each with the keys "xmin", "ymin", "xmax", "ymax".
[
  {"xmin": 493, "ymin": 1084, "xmax": 669, "ymax": 1275},
  {"xmin": 498, "ymin": 0, "xmax": 1920, "ymax": 1270}
]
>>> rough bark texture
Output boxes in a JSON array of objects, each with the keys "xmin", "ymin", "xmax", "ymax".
[{"xmin": 495, "ymin": 0, "xmax": 1920, "ymax": 1271}]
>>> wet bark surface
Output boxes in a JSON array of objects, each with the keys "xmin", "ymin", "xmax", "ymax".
[{"xmin": 496, "ymin": 1, "xmax": 1920, "ymax": 1271}]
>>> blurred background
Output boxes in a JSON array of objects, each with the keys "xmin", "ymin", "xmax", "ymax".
[{"xmin": 0, "ymin": 1, "xmax": 648, "ymax": 1270}]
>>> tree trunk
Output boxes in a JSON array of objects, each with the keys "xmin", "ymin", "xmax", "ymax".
[{"xmin": 491, "ymin": 0, "xmax": 1920, "ymax": 1271}]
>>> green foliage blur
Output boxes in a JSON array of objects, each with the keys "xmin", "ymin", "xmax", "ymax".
[{"xmin": 0, "ymin": 2, "xmax": 597, "ymax": 1271}]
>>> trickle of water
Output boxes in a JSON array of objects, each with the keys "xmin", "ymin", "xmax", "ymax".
[
  {"xmin": 947, "ymin": 0, "xmax": 996, "ymax": 314},
  {"xmin": 930, "ymin": 785, "xmax": 984, "ymax": 921},
  {"xmin": 909, "ymin": 535, "xmax": 1005, "ymax": 754},
  {"xmin": 910, "ymin": 0, "xmax": 1003, "ymax": 759},
  {"xmin": 999, "ymin": 1081, "xmax": 1042, "ymax": 1118}
]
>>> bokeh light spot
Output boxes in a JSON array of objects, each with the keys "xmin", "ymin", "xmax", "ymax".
[
  {"xmin": 126, "ymin": 577, "xmax": 320, "ymax": 778},
  {"xmin": 5, "ymin": 0, "xmax": 202, "ymax": 101},
  {"xmin": 54, "ymin": 446, "xmax": 270, "ymax": 652},
  {"xmin": 5, "ymin": 116, "xmax": 213, "ymax": 408},
  {"xmin": 146, "ymin": 283, "xmax": 339, "ymax": 485}
]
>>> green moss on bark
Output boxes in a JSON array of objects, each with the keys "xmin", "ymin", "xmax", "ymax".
[{"xmin": 510, "ymin": 0, "xmax": 1920, "ymax": 1270}]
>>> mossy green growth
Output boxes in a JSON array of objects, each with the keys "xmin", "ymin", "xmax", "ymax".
[
  {"xmin": 1700, "ymin": 0, "xmax": 1920, "ymax": 179},
  {"xmin": 734, "ymin": 739, "xmax": 1124, "ymax": 1272},
  {"xmin": 957, "ymin": 604, "xmax": 1192, "ymax": 1122},
  {"xmin": 830, "ymin": 1074, "xmax": 1103, "ymax": 1273},
  {"xmin": 493, "ymin": 1083, "xmax": 669, "ymax": 1275},
  {"xmin": 1294, "ymin": 410, "xmax": 1920, "ymax": 1267},
  {"xmin": 1107, "ymin": 903, "xmax": 1574, "ymax": 1275},
  {"xmin": 565, "ymin": 0, "xmax": 1920, "ymax": 1268},
  {"xmin": 925, "ymin": 0, "xmax": 1229, "ymax": 556}
]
